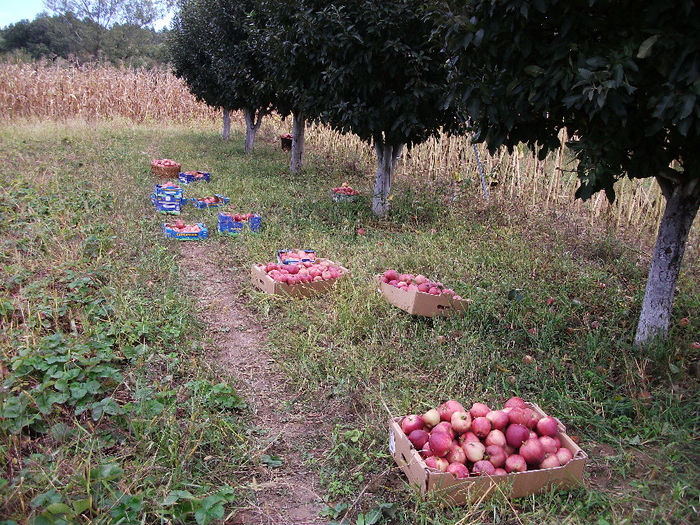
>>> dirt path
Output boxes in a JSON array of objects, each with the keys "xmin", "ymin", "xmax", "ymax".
[{"xmin": 178, "ymin": 243, "xmax": 329, "ymax": 524}]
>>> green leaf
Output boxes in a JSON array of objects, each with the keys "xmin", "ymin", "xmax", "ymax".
[
  {"xmin": 363, "ymin": 507, "xmax": 383, "ymax": 525},
  {"xmin": 194, "ymin": 495, "xmax": 225, "ymax": 525},
  {"xmin": 72, "ymin": 499, "xmax": 91, "ymax": 514},
  {"xmin": 163, "ymin": 490, "xmax": 194, "ymax": 506},
  {"xmin": 261, "ymin": 454, "xmax": 283, "ymax": 468},
  {"xmin": 45, "ymin": 503, "xmax": 72, "ymax": 515},
  {"xmin": 523, "ymin": 65, "xmax": 544, "ymax": 77},
  {"xmin": 90, "ymin": 463, "xmax": 123, "ymax": 482},
  {"xmin": 31, "ymin": 490, "xmax": 63, "ymax": 509},
  {"xmin": 636, "ymin": 35, "xmax": 660, "ymax": 59}
]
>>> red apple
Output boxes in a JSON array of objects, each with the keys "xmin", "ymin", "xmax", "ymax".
[
  {"xmin": 494, "ymin": 468, "xmax": 508, "ymax": 476},
  {"xmin": 446, "ymin": 462, "xmax": 470, "ymax": 479},
  {"xmin": 539, "ymin": 436, "xmax": 558, "ymax": 455},
  {"xmin": 429, "ymin": 431, "xmax": 452, "ymax": 458},
  {"xmin": 519, "ymin": 438, "xmax": 545, "ymax": 466},
  {"xmin": 470, "ymin": 402, "xmax": 491, "ymax": 418},
  {"xmin": 485, "ymin": 445, "xmax": 507, "ymax": 468},
  {"xmin": 486, "ymin": 410, "xmax": 509, "ymax": 431},
  {"xmin": 408, "ymin": 429, "xmax": 430, "ymax": 450},
  {"xmin": 424, "ymin": 456, "xmax": 448, "ymax": 472},
  {"xmin": 445, "ymin": 444, "xmax": 467, "ymax": 465},
  {"xmin": 485, "ymin": 429, "xmax": 507, "ymax": 448},
  {"xmin": 471, "ymin": 417, "xmax": 492, "ymax": 438},
  {"xmin": 536, "ymin": 417, "xmax": 559, "ymax": 437},
  {"xmin": 505, "ymin": 424, "xmax": 530, "ymax": 448},
  {"xmin": 472, "ymin": 460, "xmax": 496, "ymax": 476},
  {"xmin": 432, "ymin": 422, "xmax": 455, "ymax": 440},
  {"xmin": 504, "ymin": 397, "xmax": 527, "ymax": 409},
  {"xmin": 462, "ymin": 441, "xmax": 485, "ymax": 463},
  {"xmin": 401, "ymin": 415, "xmax": 424, "ymax": 435},
  {"xmin": 555, "ymin": 447, "xmax": 574, "ymax": 465},
  {"xmin": 505, "ymin": 454, "xmax": 527, "ymax": 473},
  {"xmin": 539, "ymin": 454, "xmax": 561, "ymax": 469},
  {"xmin": 458, "ymin": 432, "xmax": 480, "ymax": 445},
  {"xmin": 438, "ymin": 400, "xmax": 465, "ymax": 422},
  {"xmin": 450, "ymin": 411, "xmax": 472, "ymax": 434}
]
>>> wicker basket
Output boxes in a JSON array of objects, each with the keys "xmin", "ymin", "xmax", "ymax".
[{"xmin": 151, "ymin": 160, "xmax": 181, "ymax": 178}]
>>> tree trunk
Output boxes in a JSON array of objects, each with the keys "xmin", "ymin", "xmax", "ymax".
[
  {"xmin": 634, "ymin": 176, "xmax": 700, "ymax": 347},
  {"xmin": 290, "ymin": 112, "xmax": 305, "ymax": 174},
  {"xmin": 243, "ymin": 107, "xmax": 265, "ymax": 154},
  {"xmin": 222, "ymin": 108, "xmax": 231, "ymax": 141},
  {"xmin": 372, "ymin": 141, "xmax": 404, "ymax": 216}
]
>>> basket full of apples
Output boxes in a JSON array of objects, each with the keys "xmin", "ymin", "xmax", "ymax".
[
  {"xmin": 151, "ymin": 182, "xmax": 187, "ymax": 215},
  {"xmin": 331, "ymin": 182, "xmax": 360, "ymax": 202},
  {"xmin": 163, "ymin": 220, "xmax": 208, "ymax": 241},
  {"xmin": 277, "ymin": 249, "xmax": 316, "ymax": 264},
  {"xmin": 218, "ymin": 212, "xmax": 262, "ymax": 235},
  {"xmin": 377, "ymin": 270, "xmax": 470, "ymax": 316},
  {"xmin": 179, "ymin": 171, "xmax": 211, "ymax": 184},
  {"xmin": 151, "ymin": 158, "xmax": 181, "ymax": 178},
  {"xmin": 190, "ymin": 195, "xmax": 230, "ymax": 209},
  {"xmin": 251, "ymin": 259, "xmax": 348, "ymax": 297},
  {"xmin": 389, "ymin": 397, "xmax": 587, "ymax": 504}
]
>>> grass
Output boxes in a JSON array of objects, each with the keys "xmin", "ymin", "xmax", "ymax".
[{"xmin": 1, "ymin": 119, "xmax": 698, "ymax": 524}]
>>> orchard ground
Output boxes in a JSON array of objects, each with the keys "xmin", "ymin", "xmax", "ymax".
[{"xmin": 0, "ymin": 119, "xmax": 698, "ymax": 524}]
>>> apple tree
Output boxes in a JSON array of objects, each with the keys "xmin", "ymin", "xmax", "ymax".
[
  {"xmin": 436, "ymin": 0, "xmax": 700, "ymax": 346},
  {"xmin": 170, "ymin": 0, "xmax": 276, "ymax": 153},
  {"xmin": 281, "ymin": 1, "xmax": 456, "ymax": 214}
]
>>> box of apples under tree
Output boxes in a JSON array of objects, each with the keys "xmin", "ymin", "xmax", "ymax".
[
  {"xmin": 389, "ymin": 397, "xmax": 587, "ymax": 505},
  {"xmin": 218, "ymin": 212, "xmax": 262, "ymax": 235},
  {"xmin": 251, "ymin": 258, "xmax": 348, "ymax": 297},
  {"xmin": 331, "ymin": 182, "xmax": 360, "ymax": 202},
  {"xmin": 377, "ymin": 270, "xmax": 471, "ymax": 316},
  {"xmin": 162, "ymin": 220, "xmax": 208, "ymax": 241},
  {"xmin": 179, "ymin": 170, "xmax": 211, "ymax": 184}
]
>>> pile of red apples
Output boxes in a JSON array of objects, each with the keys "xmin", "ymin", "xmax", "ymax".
[
  {"xmin": 381, "ymin": 270, "xmax": 463, "ymax": 300},
  {"xmin": 152, "ymin": 159, "xmax": 179, "ymax": 167},
  {"xmin": 263, "ymin": 260, "xmax": 345, "ymax": 285},
  {"xmin": 400, "ymin": 397, "xmax": 574, "ymax": 479},
  {"xmin": 332, "ymin": 182, "xmax": 360, "ymax": 196}
]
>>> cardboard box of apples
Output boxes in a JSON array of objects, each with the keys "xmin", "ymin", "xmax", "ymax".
[
  {"xmin": 389, "ymin": 397, "xmax": 587, "ymax": 504},
  {"xmin": 331, "ymin": 182, "xmax": 360, "ymax": 202},
  {"xmin": 377, "ymin": 270, "xmax": 471, "ymax": 316},
  {"xmin": 190, "ymin": 195, "xmax": 229, "ymax": 209},
  {"xmin": 163, "ymin": 220, "xmax": 208, "ymax": 241},
  {"xmin": 179, "ymin": 170, "xmax": 211, "ymax": 184},
  {"xmin": 251, "ymin": 258, "xmax": 349, "ymax": 297}
]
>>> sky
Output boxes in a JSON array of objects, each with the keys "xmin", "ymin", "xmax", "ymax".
[{"xmin": 0, "ymin": 0, "xmax": 173, "ymax": 29}]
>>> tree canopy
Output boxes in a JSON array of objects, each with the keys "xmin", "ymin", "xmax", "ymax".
[
  {"xmin": 0, "ymin": 13, "xmax": 169, "ymax": 66},
  {"xmin": 170, "ymin": 0, "xmax": 278, "ymax": 152},
  {"xmin": 44, "ymin": 0, "xmax": 169, "ymax": 28},
  {"xmin": 436, "ymin": 0, "xmax": 700, "ymax": 344}
]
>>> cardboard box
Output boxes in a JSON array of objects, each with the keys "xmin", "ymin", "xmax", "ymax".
[
  {"xmin": 376, "ymin": 277, "xmax": 470, "ymax": 316},
  {"xmin": 389, "ymin": 403, "xmax": 587, "ymax": 504},
  {"xmin": 251, "ymin": 259, "xmax": 349, "ymax": 297}
]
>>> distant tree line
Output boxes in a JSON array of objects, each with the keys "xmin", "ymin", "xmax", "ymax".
[{"xmin": 0, "ymin": 13, "xmax": 169, "ymax": 67}]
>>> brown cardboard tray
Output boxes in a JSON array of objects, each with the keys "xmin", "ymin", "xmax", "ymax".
[{"xmin": 389, "ymin": 403, "xmax": 587, "ymax": 504}]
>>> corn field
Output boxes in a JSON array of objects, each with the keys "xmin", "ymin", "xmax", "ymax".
[
  {"xmin": 0, "ymin": 60, "xmax": 218, "ymax": 123},
  {"xmin": 0, "ymin": 60, "xmax": 674, "ymax": 237}
]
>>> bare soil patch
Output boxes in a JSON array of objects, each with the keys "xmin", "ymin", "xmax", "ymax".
[{"xmin": 178, "ymin": 243, "xmax": 330, "ymax": 524}]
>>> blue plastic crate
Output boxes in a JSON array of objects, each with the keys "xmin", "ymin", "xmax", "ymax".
[
  {"xmin": 179, "ymin": 171, "xmax": 211, "ymax": 184},
  {"xmin": 277, "ymin": 249, "xmax": 316, "ymax": 264},
  {"xmin": 218, "ymin": 212, "xmax": 262, "ymax": 235},
  {"xmin": 162, "ymin": 222, "xmax": 208, "ymax": 241},
  {"xmin": 150, "ymin": 186, "xmax": 187, "ymax": 215},
  {"xmin": 190, "ymin": 195, "xmax": 230, "ymax": 209}
]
